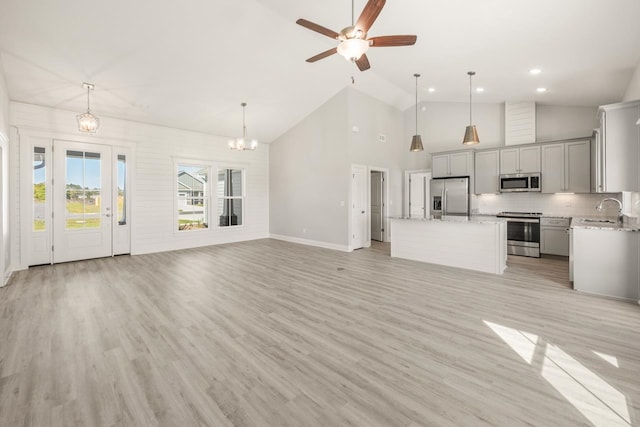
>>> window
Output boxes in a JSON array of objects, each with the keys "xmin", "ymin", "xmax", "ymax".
[
  {"xmin": 217, "ymin": 168, "xmax": 243, "ymax": 227},
  {"xmin": 65, "ymin": 150, "xmax": 101, "ymax": 229},
  {"xmin": 177, "ymin": 164, "xmax": 209, "ymax": 230},
  {"xmin": 33, "ymin": 147, "xmax": 46, "ymax": 231},
  {"xmin": 117, "ymin": 155, "xmax": 126, "ymax": 225}
]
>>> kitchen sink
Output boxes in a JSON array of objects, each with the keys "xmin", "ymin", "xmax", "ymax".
[{"xmin": 581, "ymin": 219, "xmax": 616, "ymax": 224}]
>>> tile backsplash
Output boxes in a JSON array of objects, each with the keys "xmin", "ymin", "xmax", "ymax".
[{"xmin": 471, "ymin": 192, "xmax": 624, "ymax": 218}]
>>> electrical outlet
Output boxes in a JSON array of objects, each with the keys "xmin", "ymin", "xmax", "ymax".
[{"xmin": 378, "ymin": 134, "xmax": 387, "ymax": 143}]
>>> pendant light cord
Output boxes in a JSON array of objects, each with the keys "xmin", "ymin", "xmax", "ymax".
[
  {"xmin": 469, "ymin": 74, "xmax": 472, "ymax": 125},
  {"xmin": 415, "ymin": 75, "xmax": 418, "ymax": 135},
  {"xmin": 468, "ymin": 71, "xmax": 474, "ymax": 126},
  {"xmin": 87, "ymin": 86, "xmax": 91, "ymax": 113},
  {"xmin": 242, "ymin": 103, "xmax": 247, "ymax": 138}
]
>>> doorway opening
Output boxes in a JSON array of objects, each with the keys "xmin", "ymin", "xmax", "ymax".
[{"xmin": 370, "ymin": 169, "xmax": 387, "ymax": 242}]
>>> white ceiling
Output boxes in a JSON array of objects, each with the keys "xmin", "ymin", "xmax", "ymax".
[{"xmin": 1, "ymin": 0, "xmax": 639, "ymax": 142}]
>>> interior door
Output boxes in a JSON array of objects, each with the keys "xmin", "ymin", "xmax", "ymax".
[
  {"xmin": 370, "ymin": 171, "xmax": 383, "ymax": 242},
  {"xmin": 409, "ymin": 172, "xmax": 429, "ymax": 218},
  {"xmin": 53, "ymin": 141, "xmax": 112, "ymax": 263},
  {"xmin": 351, "ymin": 165, "xmax": 366, "ymax": 250}
]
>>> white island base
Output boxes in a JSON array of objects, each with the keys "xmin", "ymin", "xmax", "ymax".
[{"xmin": 390, "ymin": 217, "xmax": 507, "ymax": 275}]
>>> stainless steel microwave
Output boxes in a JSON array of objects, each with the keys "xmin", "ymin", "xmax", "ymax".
[{"xmin": 499, "ymin": 173, "xmax": 541, "ymax": 192}]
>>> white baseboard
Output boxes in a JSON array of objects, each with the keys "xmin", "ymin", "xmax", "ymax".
[
  {"xmin": 2, "ymin": 270, "xmax": 14, "ymax": 287},
  {"xmin": 269, "ymin": 234, "xmax": 351, "ymax": 252}
]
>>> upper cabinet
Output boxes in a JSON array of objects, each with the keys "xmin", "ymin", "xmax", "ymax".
[
  {"xmin": 594, "ymin": 100, "xmax": 640, "ymax": 192},
  {"xmin": 432, "ymin": 151, "xmax": 473, "ymax": 178},
  {"xmin": 499, "ymin": 146, "xmax": 540, "ymax": 174},
  {"xmin": 541, "ymin": 140, "xmax": 590, "ymax": 193},
  {"xmin": 474, "ymin": 150, "xmax": 500, "ymax": 194}
]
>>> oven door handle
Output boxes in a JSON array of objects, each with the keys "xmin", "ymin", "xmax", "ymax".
[{"xmin": 503, "ymin": 218, "xmax": 539, "ymax": 223}]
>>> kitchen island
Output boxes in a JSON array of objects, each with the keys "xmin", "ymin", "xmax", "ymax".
[{"xmin": 390, "ymin": 216, "xmax": 507, "ymax": 274}]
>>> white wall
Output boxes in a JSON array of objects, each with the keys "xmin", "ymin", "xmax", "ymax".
[
  {"xmin": 0, "ymin": 60, "xmax": 10, "ymax": 284},
  {"xmin": 10, "ymin": 102, "xmax": 269, "ymax": 269},
  {"xmin": 623, "ymin": 61, "xmax": 640, "ymax": 102},
  {"xmin": 403, "ymin": 102, "xmax": 505, "ymax": 162},
  {"xmin": 404, "ymin": 102, "xmax": 598, "ymax": 169},
  {"xmin": 536, "ymin": 105, "xmax": 598, "ymax": 141},
  {"xmin": 269, "ymin": 88, "xmax": 350, "ymax": 249},
  {"xmin": 269, "ymin": 87, "xmax": 423, "ymax": 249}
]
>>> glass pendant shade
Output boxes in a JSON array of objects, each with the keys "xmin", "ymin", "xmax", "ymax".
[
  {"xmin": 229, "ymin": 102, "xmax": 258, "ymax": 151},
  {"xmin": 410, "ymin": 135, "xmax": 424, "ymax": 152},
  {"xmin": 77, "ymin": 112, "xmax": 100, "ymax": 134},
  {"xmin": 77, "ymin": 82, "xmax": 100, "ymax": 134},
  {"xmin": 337, "ymin": 38, "xmax": 369, "ymax": 61},
  {"xmin": 462, "ymin": 125, "xmax": 480, "ymax": 145}
]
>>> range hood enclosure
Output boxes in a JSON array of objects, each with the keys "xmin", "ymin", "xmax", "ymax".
[{"xmin": 505, "ymin": 101, "xmax": 536, "ymax": 145}]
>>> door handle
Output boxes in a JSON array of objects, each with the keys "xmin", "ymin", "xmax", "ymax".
[
  {"xmin": 104, "ymin": 213, "xmax": 112, "ymax": 217},
  {"xmin": 361, "ymin": 210, "xmax": 365, "ymax": 214}
]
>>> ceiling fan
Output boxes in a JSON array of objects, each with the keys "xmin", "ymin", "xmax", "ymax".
[{"xmin": 296, "ymin": 0, "xmax": 417, "ymax": 72}]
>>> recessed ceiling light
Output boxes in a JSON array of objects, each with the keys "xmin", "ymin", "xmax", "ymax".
[
  {"xmin": 428, "ymin": 87, "xmax": 435, "ymax": 92},
  {"xmin": 529, "ymin": 68, "xmax": 542, "ymax": 75},
  {"xmin": 476, "ymin": 87, "xmax": 484, "ymax": 93},
  {"xmin": 536, "ymin": 87, "xmax": 547, "ymax": 93}
]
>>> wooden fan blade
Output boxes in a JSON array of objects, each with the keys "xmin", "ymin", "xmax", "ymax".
[
  {"xmin": 355, "ymin": 54, "xmax": 371, "ymax": 72},
  {"xmin": 306, "ymin": 48, "xmax": 338, "ymax": 63},
  {"xmin": 369, "ymin": 35, "xmax": 417, "ymax": 47},
  {"xmin": 355, "ymin": 0, "xmax": 386, "ymax": 33},
  {"xmin": 296, "ymin": 19, "xmax": 339, "ymax": 39}
]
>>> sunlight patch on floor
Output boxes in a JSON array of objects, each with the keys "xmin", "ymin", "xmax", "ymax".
[
  {"xmin": 593, "ymin": 350, "xmax": 619, "ymax": 368},
  {"xmin": 485, "ymin": 320, "xmax": 631, "ymax": 427}
]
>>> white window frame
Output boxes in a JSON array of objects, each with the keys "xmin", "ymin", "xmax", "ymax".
[
  {"xmin": 174, "ymin": 160, "xmax": 212, "ymax": 233},
  {"xmin": 216, "ymin": 167, "xmax": 245, "ymax": 229}
]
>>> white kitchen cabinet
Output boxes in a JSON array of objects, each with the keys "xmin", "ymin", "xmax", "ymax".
[
  {"xmin": 500, "ymin": 146, "xmax": 540, "ymax": 174},
  {"xmin": 595, "ymin": 100, "xmax": 640, "ymax": 192},
  {"xmin": 541, "ymin": 140, "xmax": 590, "ymax": 193},
  {"xmin": 431, "ymin": 151, "xmax": 473, "ymax": 178},
  {"xmin": 573, "ymin": 227, "xmax": 639, "ymax": 301},
  {"xmin": 541, "ymin": 217, "xmax": 570, "ymax": 256},
  {"xmin": 432, "ymin": 155, "xmax": 450, "ymax": 178},
  {"xmin": 474, "ymin": 150, "xmax": 500, "ymax": 194}
]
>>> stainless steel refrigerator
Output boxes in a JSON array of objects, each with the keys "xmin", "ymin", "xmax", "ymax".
[{"xmin": 430, "ymin": 177, "xmax": 470, "ymax": 217}]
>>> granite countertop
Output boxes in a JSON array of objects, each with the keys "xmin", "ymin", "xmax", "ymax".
[
  {"xmin": 571, "ymin": 217, "xmax": 640, "ymax": 232},
  {"xmin": 392, "ymin": 215, "xmax": 506, "ymax": 224}
]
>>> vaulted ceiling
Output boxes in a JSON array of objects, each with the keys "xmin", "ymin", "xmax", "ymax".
[{"xmin": 1, "ymin": 0, "xmax": 639, "ymax": 142}]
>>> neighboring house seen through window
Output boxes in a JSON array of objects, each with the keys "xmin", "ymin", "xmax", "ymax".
[{"xmin": 177, "ymin": 164, "xmax": 209, "ymax": 231}]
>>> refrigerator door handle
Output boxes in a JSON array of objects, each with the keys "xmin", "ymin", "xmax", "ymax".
[{"xmin": 443, "ymin": 188, "xmax": 447, "ymax": 215}]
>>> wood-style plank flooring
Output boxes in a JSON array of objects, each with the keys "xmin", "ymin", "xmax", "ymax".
[{"xmin": 1, "ymin": 239, "xmax": 639, "ymax": 426}]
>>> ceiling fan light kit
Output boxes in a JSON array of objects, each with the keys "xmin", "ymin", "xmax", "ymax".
[
  {"xmin": 76, "ymin": 82, "xmax": 100, "ymax": 134},
  {"xmin": 462, "ymin": 71, "xmax": 480, "ymax": 145},
  {"xmin": 337, "ymin": 37, "xmax": 369, "ymax": 61},
  {"xmin": 229, "ymin": 102, "xmax": 258, "ymax": 151},
  {"xmin": 296, "ymin": 0, "xmax": 416, "ymax": 72}
]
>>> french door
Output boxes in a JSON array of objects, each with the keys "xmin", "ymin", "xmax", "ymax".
[{"xmin": 53, "ymin": 141, "xmax": 113, "ymax": 263}]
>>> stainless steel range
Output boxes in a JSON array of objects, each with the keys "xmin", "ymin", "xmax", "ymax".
[{"xmin": 496, "ymin": 212, "xmax": 542, "ymax": 258}]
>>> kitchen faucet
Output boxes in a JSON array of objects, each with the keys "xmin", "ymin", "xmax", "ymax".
[{"xmin": 596, "ymin": 197, "xmax": 623, "ymax": 222}]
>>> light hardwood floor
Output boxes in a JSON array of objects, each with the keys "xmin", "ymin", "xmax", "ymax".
[{"xmin": 1, "ymin": 239, "xmax": 639, "ymax": 426}]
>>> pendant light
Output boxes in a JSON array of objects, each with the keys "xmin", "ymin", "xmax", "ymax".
[
  {"xmin": 462, "ymin": 71, "xmax": 480, "ymax": 145},
  {"xmin": 409, "ymin": 73, "xmax": 424, "ymax": 152},
  {"xmin": 228, "ymin": 102, "xmax": 258, "ymax": 151},
  {"xmin": 76, "ymin": 82, "xmax": 100, "ymax": 134}
]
